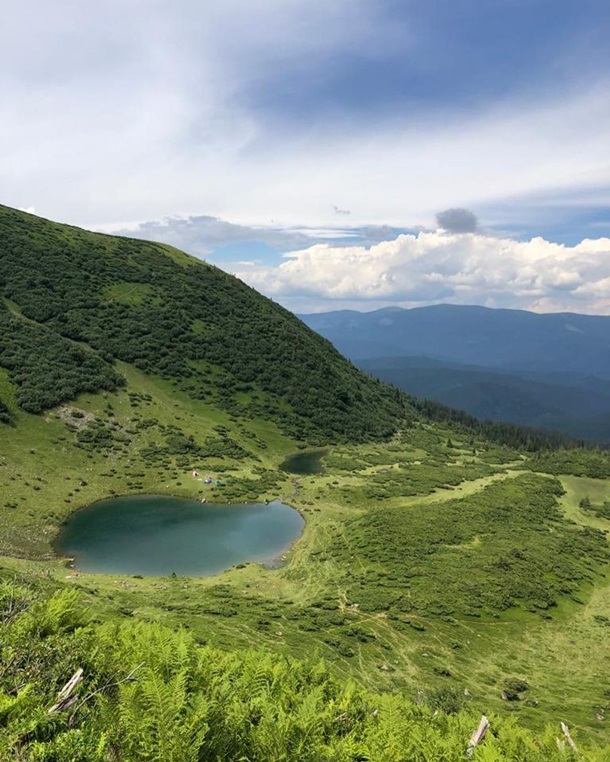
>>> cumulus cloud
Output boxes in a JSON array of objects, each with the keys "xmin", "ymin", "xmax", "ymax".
[
  {"xmin": 436, "ymin": 208, "xmax": 478, "ymax": 233},
  {"xmin": 233, "ymin": 232, "xmax": 610, "ymax": 314}
]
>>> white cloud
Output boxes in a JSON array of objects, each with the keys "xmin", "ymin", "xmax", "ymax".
[
  {"xmin": 233, "ymin": 232, "xmax": 610, "ymax": 314},
  {"xmin": 112, "ymin": 214, "xmax": 316, "ymax": 257},
  {"xmin": 0, "ymin": 0, "xmax": 397, "ymax": 227}
]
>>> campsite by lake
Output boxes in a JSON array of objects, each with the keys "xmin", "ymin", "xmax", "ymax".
[{"xmin": 54, "ymin": 494, "xmax": 304, "ymax": 576}]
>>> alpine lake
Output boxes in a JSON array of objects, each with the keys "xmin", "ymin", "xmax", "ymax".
[
  {"xmin": 54, "ymin": 495, "xmax": 304, "ymax": 577},
  {"xmin": 279, "ymin": 449, "xmax": 327, "ymax": 475},
  {"xmin": 53, "ymin": 450, "xmax": 325, "ymax": 577}
]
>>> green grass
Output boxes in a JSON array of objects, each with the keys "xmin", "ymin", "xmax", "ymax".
[
  {"xmin": 102, "ymin": 282, "xmax": 162, "ymax": 305},
  {"xmin": 2, "ymin": 367, "xmax": 610, "ymax": 744}
]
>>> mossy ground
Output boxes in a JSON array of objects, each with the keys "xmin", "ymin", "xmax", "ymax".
[{"xmin": 1, "ymin": 366, "xmax": 610, "ymax": 746}]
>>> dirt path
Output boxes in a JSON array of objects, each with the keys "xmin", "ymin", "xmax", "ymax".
[{"xmin": 395, "ymin": 467, "xmax": 523, "ymax": 509}]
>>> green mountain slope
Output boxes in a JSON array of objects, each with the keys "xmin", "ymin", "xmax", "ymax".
[
  {"xmin": 0, "ymin": 205, "xmax": 404, "ymax": 443},
  {"xmin": 1, "ymin": 206, "xmax": 610, "ymax": 752}
]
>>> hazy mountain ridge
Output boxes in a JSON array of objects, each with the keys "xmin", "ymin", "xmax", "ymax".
[
  {"xmin": 300, "ymin": 306, "xmax": 610, "ymax": 442},
  {"xmin": 301, "ymin": 304, "xmax": 610, "ymax": 375}
]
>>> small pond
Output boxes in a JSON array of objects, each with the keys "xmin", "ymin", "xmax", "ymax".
[
  {"xmin": 280, "ymin": 449, "xmax": 327, "ymax": 475},
  {"xmin": 54, "ymin": 495, "xmax": 304, "ymax": 577}
]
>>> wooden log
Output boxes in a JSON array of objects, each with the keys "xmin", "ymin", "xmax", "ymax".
[
  {"xmin": 68, "ymin": 661, "xmax": 145, "ymax": 724},
  {"xmin": 467, "ymin": 715, "xmax": 490, "ymax": 755},
  {"xmin": 560, "ymin": 722, "xmax": 579, "ymax": 754},
  {"xmin": 49, "ymin": 668, "xmax": 83, "ymax": 713}
]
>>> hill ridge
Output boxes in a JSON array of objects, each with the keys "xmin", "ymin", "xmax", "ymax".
[{"xmin": 0, "ymin": 204, "xmax": 407, "ymax": 444}]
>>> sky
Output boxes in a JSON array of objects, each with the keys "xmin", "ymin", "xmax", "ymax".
[{"xmin": 2, "ymin": 0, "xmax": 610, "ymax": 314}]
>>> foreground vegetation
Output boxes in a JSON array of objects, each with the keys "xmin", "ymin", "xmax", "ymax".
[{"xmin": 1, "ymin": 581, "xmax": 607, "ymax": 761}]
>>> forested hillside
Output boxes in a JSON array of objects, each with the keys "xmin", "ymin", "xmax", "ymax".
[
  {"xmin": 0, "ymin": 205, "xmax": 405, "ymax": 444},
  {"xmin": 359, "ymin": 357, "xmax": 610, "ymax": 444},
  {"xmin": 300, "ymin": 306, "xmax": 610, "ymax": 443}
]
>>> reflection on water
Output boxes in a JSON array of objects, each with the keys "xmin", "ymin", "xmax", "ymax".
[
  {"xmin": 280, "ymin": 450, "xmax": 327, "ymax": 475},
  {"xmin": 55, "ymin": 495, "xmax": 304, "ymax": 576}
]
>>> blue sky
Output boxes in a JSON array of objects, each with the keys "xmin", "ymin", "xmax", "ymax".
[
  {"xmin": 2, "ymin": 0, "xmax": 610, "ymax": 312},
  {"xmin": 247, "ymin": 0, "xmax": 608, "ymax": 123}
]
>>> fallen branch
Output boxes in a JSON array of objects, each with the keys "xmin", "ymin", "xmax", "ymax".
[
  {"xmin": 68, "ymin": 662, "xmax": 145, "ymax": 724},
  {"xmin": 560, "ymin": 722, "xmax": 579, "ymax": 754},
  {"xmin": 49, "ymin": 668, "xmax": 84, "ymax": 713},
  {"xmin": 467, "ymin": 715, "xmax": 489, "ymax": 755}
]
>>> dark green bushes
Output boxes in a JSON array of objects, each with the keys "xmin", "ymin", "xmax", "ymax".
[
  {"xmin": 0, "ymin": 400, "xmax": 11, "ymax": 424},
  {"xmin": 0, "ymin": 205, "xmax": 409, "ymax": 442},
  {"xmin": 332, "ymin": 475, "xmax": 609, "ymax": 619},
  {"xmin": 525, "ymin": 450, "xmax": 610, "ymax": 478},
  {"xmin": 0, "ymin": 310, "xmax": 124, "ymax": 413}
]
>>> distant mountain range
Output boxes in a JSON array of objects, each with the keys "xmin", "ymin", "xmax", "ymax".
[{"xmin": 299, "ymin": 305, "xmax": 610, "ymax": 443}]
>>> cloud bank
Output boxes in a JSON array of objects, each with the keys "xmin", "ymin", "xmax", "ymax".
[
  {"xmin": 233, "ymin": 232, "xmax": 610, "ymax": 314},
  {"xmin": 2, "ymin": 0, "xmax": 609, "ymax": 237},
  {"xmin": 115, "ymin": 215, "xmax": 315, "ymax": 258}
]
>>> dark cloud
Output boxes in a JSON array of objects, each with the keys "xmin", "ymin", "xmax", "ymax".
[{"xmin": 436, "ymin": 208, "xmax": 478, "ymax": 233}]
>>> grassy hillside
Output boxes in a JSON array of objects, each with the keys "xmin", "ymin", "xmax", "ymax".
[
  {"xmin": 1, "ymin": 206, "xmax": 610, "ymax": 756},
  {"xmin": 2, "ymin": 581, "xmax": 606, "ymax": 761},
  {"xmin": 0, "ymin": 205, "xmax": 406, "ymax": 444}
]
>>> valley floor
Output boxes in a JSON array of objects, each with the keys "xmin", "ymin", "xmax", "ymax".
[{"xmin": 1, "ymin": 365, "xmax": 610, "ymax": 747}]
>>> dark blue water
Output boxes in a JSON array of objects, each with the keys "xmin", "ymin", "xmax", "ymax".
[
  {"xmin": 280, "ymin": 450, "xmax": 327, "ymax": 475},
  {"xmin": 54, "ymin": 495, "xmax": 304, "ymax": 576}
]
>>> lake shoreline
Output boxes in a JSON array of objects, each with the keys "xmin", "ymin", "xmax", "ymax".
[
  {"xmin": 3, "ymin": 448, "xmax": 328, "ymax": 565},
  {"xmin": 53, "ymin": 493, "xmax": 305, "ymax": 577}
]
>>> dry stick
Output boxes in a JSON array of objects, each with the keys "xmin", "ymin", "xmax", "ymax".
[
  {"xmin": 68, "ymin": 661, "xmax": 145, "ymax": 724},
  {"xmin": 48, "ymin": 668, "xmax": 84, "ymax": 713},
  {"xmin": 560, "ymin": 722, "xmax": 579, "ymax": 754},
  {"xmin": 467, "ymin": 715, "xmax": 490, "ymax": 756}
]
